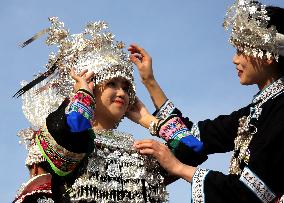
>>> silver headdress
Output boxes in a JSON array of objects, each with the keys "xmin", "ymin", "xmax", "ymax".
[
  {"xmin": 223, "ymin": 0, "xmax": 284, "ymax": 60},
  {"xmin": 14, "ymin": 17, "xmax": 136, "ymax": 129},
  {"xmin": 18, "ymin": 128, "xmax": 46, "ymax": 166}
]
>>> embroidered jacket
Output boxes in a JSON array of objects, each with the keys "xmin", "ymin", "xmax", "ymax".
[
  {"xmin": 36, "ymin": 89, "xmax": 168, "ymax": 202},
  {"xmin": 155, "ymin": 78, "xmax": 284, "ymax": 203},
  {"xmin": 13, "ymin": 173, "xmax": 53, "ymax": 203}
]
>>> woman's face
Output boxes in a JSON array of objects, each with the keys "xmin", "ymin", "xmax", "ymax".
[
  {"xmin": 232, "ymin": 50, "xmax": 272, "ymax": 87},
  {"xmin": 94, "ymin": 77, "xmax": 130, "ymax": 123}
]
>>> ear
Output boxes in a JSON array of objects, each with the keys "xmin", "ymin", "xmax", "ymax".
[
  {"xmin": 33, "ymin": 164, "xmax": 38, "ymax": 176},
  {"xmin": 266, "ymin": 58, "xmax": 276, "ymax": 65}
]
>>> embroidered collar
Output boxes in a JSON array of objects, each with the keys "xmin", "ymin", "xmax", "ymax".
[{"xmin": 252, "ymin": 77, "xmax": 284, "ymax": 106}]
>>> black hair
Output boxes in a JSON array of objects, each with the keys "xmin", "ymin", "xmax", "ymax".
[
  {"xmin": 27, "ymin": 161, "xmax": 52, "ymax": 173},
  {"xmin": 266, "ymin": 6, "xmax": 284, "ymax": 75}
]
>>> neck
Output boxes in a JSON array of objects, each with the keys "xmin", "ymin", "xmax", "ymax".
[
  {"xmin": 92, "ymin": 117, "xmax": 117, "ymax": 131},
  {"xmin": 258, "ymin": 74, "xmax": 282, "ymax": 90}
]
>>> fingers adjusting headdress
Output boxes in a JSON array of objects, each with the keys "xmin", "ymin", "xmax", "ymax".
[
  {"xmin": 14, "ymin": 17, "xmax": 136, "ymax": 128},
  {"xmin": 223, "ymin": 0, "xmax": 284, "ymax": 60}
]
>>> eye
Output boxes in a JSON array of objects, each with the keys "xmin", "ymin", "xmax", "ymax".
[
  {"xmin": 106, "ymin": 81, "xmax": 116, "ymax": 87},
  {"xmin": 122, "ymin": 86, "xmax": 130, "ymax": 93},
  {"xmin": 121, "ymin": 82, "xmax": 130, "ymax": 93}
]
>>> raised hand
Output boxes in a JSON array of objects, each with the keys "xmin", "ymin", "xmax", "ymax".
[
  {"xmin": 128, "ymin": 44, "xmax": 155, "ymax": 84},
  {"xmin": 70, "ymin": 68, "xmax": 95, "ymax": 95},
  {"xmin": 134, "ymin": 139, "xmax": 196, "ymax": 182},
  {"xmin": 128, "ymin": 44, "xmax": 167, "ymax": 109}
]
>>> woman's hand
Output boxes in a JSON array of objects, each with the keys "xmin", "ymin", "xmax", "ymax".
[
  {"xmin": 126, "ymin": 97, "xmax": 157, "ymax": 128},
  {"xmin": 71, "ymin": 68, "xmax": 95, "ymax": 95},
  {"xmin": 128, "ymin": 44, "xmax": 155, "ymax": 84},
  {"xmin": 134, "ymin": 139, "xmax": 196, "ymax": 182},
  {"xmin": 128, "ymin": 44, "xmax": 167, "ymax": 109}
]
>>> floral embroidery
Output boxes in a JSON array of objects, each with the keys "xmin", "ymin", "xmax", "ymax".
[
  {"xmin": 36, "ymin": 126, "xmax": 86, "ymax": 176},
  {"xmin": 159, "ymin": 117, "xmax": 191, "ymax": 141},
  {"xmin": 69, "ymin": 90, "xmax": 96, "ymax": 120}
]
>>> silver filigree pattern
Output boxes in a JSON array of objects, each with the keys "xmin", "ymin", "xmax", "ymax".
[
  {"xmin": 68, "ymin": 130, "xmax": 169, "ymax": 203},
  {"xmin": 37, "ymin": 197, "xmax": 54, "ymax": 203},
  {"xmin": 223, "ymin": 0, "xmax": 284, "ymax": 60},
  {"xmin": 20, "ymin": 17, "xmax": 136, "ymax": 129},
  {"xmin": 240, "ymin": 167, "xmax": 276, "ymax": 202},
  {"xmin": 189, "ymin": 123, "xmax": 201, "ymax": 141},
  {"xmin": 17, "ymin": 128, "xmax": 46, "ymax": 166},
  {"xmin": 155, "ymin": 100, "xmax": 175, "ymax": 120},
  {"xmin": 280, "ymin": 195, "xmax": 284, "ymax": 203}
]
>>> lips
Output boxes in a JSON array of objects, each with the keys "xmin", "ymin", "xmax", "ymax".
[
  {"xmin": 236, "ymin": 68, "xmax": 243, "ymax": 77},
  {"xmin": 113, "ymin": 99, "xmax": 125, "ymax": 106},
  {"xmin": 237, "ymin": 70, "xmax": 241, "ymax": 77}
]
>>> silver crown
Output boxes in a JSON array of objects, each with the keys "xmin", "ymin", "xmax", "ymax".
[
  {"xmin": 223, "ymin": 0, "xmax": 284, "ymax": 60},
  {"xmin": 18, "ymin": 17, "xmax": 136, "ymax": 128},
  {"xmin": 18, "ymin": 128, "xmax": 46, "ymax": 166}
]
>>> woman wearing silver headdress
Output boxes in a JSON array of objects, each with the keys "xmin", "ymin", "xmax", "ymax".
[
  {"xmin": 13, "ymin": 131, "xmax": 54, "ymax": 203},
  {"xmin": 127, "ymin": 1, "xmax": 284, "ymax": 202},
  {"xmin": 15, "ymin": 17, "xmax": 168, "ymax": 202}
]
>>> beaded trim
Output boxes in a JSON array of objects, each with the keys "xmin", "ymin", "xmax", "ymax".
[
  {"xmin": 229, "ymin": 77, "xmax": 284, "ymax": 175},
  {"xmin": 36, "ymin": 197, "xmax": 54, "ymax": 203},
  {"xmin": 15, "ymin": 190, "xmax": 53, "ymax": 203},
  {"xmin": 192, "ymin": 168, "xmax": 209, "ymax": 203},
  {"xmin": 14, "ymin": 174, "xmax": 52, "ymax": 203},
  {"xmin": 189, "ymin": 123, "xmax": 201, "ymax": 141},
  {"xmin": 240, "ymin": 167, "xmax": 276, "ymax": 203},
  {"xmin": 36, "ymin": 126, "xmax": 86, "ymax": 176},
  {"xmin": 155, "ymin": 100, "xmax": 175, "ymax": 120},
  {"xmin": 279, "ymin": 195, "xmax": 284, "ymax": 203}
]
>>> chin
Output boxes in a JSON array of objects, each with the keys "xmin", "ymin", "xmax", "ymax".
[
  {"xmin": 111, "ymin": 112, "xmax": 125, "ymax": 122},
  {"xmin": 239, "ymin": 79, "xmax": 254, "ymax": 86}
]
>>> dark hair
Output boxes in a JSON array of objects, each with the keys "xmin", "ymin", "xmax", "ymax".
[
  {"xmin": 266, "ymin": 6, "xmax": 284, "ymax": 75},
  {"xmin": 27, "ymin": 161, "xmax": 52, "ymax": 173}
]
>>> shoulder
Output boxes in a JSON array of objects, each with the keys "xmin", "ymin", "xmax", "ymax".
[
  {"xmin": 264, "ymin": 93, "xmax": 284, "ymax": 117},
  {"xmin": 13, "ymin": 174, "xmax": 52, "ymax": 203}
]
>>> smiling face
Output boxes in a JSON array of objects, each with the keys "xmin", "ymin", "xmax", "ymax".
[{"xmin": 93, "ymin": 77, "xmax": 130, "ymax": 127}]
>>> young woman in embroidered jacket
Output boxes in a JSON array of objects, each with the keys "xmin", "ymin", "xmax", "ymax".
[
  {"xmin": 15, "ymin": 18, "xmax": 168, "ymax": 202},
  {"xmin": 126, "ymin": 1, "xmax": 284, "ymax": 203}
]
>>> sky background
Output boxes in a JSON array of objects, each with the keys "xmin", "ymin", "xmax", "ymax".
[{"xmin": 1, "ymin": 0, "xmax": 284, "ymax": 202}]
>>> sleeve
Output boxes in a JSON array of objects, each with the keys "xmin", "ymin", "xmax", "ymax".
[
  {"xmin": 191, "ymin": 98, "xmax": 284, "ymax": 203},
  {"xmin": 154, "ymin": 99, "xmax": 250, "ymax": 166},
  {"xmin": 191, "ymin": 168, "xmax": 262, "ymax": 203},
  {"xmin": 36, "ymin": 89, "xmax": 96, "ymax": 176}
]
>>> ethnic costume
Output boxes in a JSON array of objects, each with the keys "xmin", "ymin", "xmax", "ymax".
[
  {"xmin": 155, "ymin": 78, "xmax": 284, "ymax": 203},
  {"xmin": 152, "ymin": 1, "xmax": 284, "ymax": 202},
  {"xmin": 15, "ymin": 18, "xmax": 168, "ymax": 202},
  {"xmin": 14, "ymin": 128, "xmax": 54, "ymax": 202},
  {"xmin": 13, "ymin": 174, "xmax": 53, "ymax": 203}
]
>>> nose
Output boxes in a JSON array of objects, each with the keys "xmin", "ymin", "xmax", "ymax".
[
  {"xmin": 116, "ymin": 86, "xmax": 127, "ymax": 97},
  {"xmin": 232, "ymin": 53, "xmax": 239, "ymax": 65}
]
